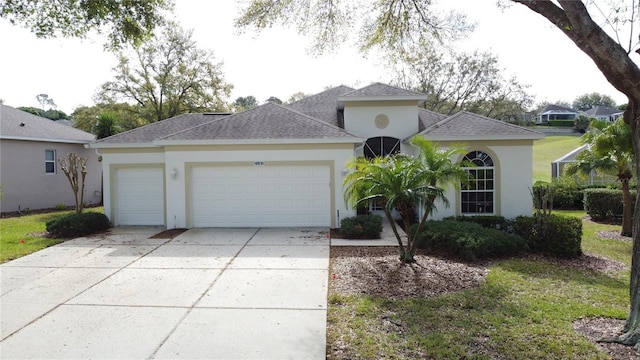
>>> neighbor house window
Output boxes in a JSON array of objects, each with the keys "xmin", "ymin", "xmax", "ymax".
[
  {"xmin": 364, "ymin": 137, "xmax": 400, "ymax": 159},
  {"xmin": 45, "ymin": 150, "xmax": 56, "ymax": 174},
  {"xmin": 461, "ymin": 151, "xmax": 494, "ymax": 214}
]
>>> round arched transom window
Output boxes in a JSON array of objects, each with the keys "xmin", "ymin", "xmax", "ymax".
[
  {"xmin": 364, "ymin": 136, "xmax": 400, "ymax": 159},
  {"xmin": 461, "ymin": 151, "xmax": 495, "ymax": 214}
]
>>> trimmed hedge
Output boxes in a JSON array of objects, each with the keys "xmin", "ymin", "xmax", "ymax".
[
  {"xmin": 513, "ymin": 215, "xmax": 582, "ymax": 258},
  {"xmin": 532, "ymin": 180, "xmax": 597, "ymax": 210},
  {"xmin": 444, "ymin": 215, "xmax": 513, "ymax": 232},
  {"xmin": 584, "ymin": 188, "xmax": 637, "ymax": 221},
  {"xmin": 413, "ymin": 220, "xmax": 527, "ymax": 261},
  {"xmin": 46, "ymin": 212, "xmax": 112, "ymax": 238},
  {"xmin": 548, "ymin": 120, "xmax": 575, "ymax": 127},
  {"xmin": 340, "ymin": 214, "xmax": 383, "ymax": 239}
]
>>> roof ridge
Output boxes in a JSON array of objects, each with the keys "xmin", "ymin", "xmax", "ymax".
[
  {"xmin": 286, "ymin": 85, "xmax": 354, "ymax": 107},
  {"xmin": 94, "ymin": 113, "xmax": 193, "ymax": 143}
]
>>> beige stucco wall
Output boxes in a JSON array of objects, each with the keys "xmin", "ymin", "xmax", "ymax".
[
  {"xmin": 99, "ymin": 143, "xmax": 357, "ymax": 228},
  {"xmin": 343, "ymin": 102, "xmax": 420, "ymax": 145},
  {"xmin": 428, "ymin": 139, "xmax": 535, "ymax": 220},
  {"xmin": 0, "ymin": 139, "xmax": 102, "ymax": 213}
]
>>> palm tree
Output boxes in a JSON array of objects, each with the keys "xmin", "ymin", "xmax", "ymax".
[
  {"xmin": 93, "ymin": 112, "xmax": 121, "ymax": 139},
  {"xmin": 566, "ymin": 118, "xmax": 635, "ymax": 236},
  {"xmin": 409, "ymin": 136, "xmax": 470, "ymax": 235},
  {"xmin": 343, "ymin": 138, "xmax": 469, "ymax": 263}
]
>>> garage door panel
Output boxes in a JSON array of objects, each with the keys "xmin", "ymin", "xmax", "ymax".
[
  {"xmin": 191, "ymin": 166, "xmax": 330, "ymax": 227},
  {"xmin": 116, "ymin": 168, "xmax": 165, "ymax": 226}
]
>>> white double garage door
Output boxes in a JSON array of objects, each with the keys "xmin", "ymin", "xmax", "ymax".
[{"xmin": 115, "ymin": 165, "xmax": 331, "ymax": 227}]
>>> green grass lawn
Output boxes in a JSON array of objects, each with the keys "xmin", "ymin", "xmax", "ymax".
[
  {"xmin": 327, "ymin": 210, "xmax": 632, "ymax": 359},
  {"xmin": 0, "ymin": 207, "xmax": 104, "ymax": 263},
  {"xmin": 533, "ymin": 135, "xmax": 582, "ymax": 183}
]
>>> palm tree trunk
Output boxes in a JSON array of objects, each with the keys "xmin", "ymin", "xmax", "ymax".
[
  {"xmin": 383, "ymin": 210, "xmax": 412, "ymax": 263},
  {"xmin": 621, "ymin": 177, "xmax": 633, "ymax": 236}
]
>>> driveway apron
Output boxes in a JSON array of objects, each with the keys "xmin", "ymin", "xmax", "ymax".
[{"xmin": 0, "ymin": 227, "xmax": 330, "ymax": 359}]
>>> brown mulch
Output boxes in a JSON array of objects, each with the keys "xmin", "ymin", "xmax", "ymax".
[
  {"xmin": 330, "ymin": 246, "xmax": 488, "ymax": 300},
  {"xmin": 574, "ymin": 317, "xmax": 640, "ymax": 359},
  {"xmin": 598, "ymin": 230, "xmax": 633, "ymax": 242},
  {"xmin": 149, "ymin": 228, "xmax": 188, "ymax": 239},
  {"xmin": 526, "ymin": 253, "xmax": 627, "ymax": 274}
]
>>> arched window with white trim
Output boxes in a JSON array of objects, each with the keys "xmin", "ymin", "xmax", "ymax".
[
  {"xmin": 461, "ymin": 151, "xmax": 495, "ymax": 214},
  {"xmin": 364, "ymin": 137, "xmax": 400, "ymax": 159}
]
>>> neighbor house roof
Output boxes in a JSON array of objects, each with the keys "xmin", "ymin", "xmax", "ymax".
[
  {"xmin": 0, "ymin": 104, "xmax": 95, "ymax": 143},
  {"xmin": 583, "ymin": 106, "xmax": 623, "ymax": 117},
  {"xmin": 417, "ymin": 111, "xmax": 544, "ymax": 140},
  {"xmin": 94, "ymin": 113, "xmax": 229, "ymax": 146},
  {"xmin": 538, "ymin": 104, "xmax": 577, "ymax": 114},
  {"xmin": 157, "ymin": 102, "xmax": 361, "ymax": 145},
  {"xmin": 287, "ymin": 85, "xmax": 354, "ymax": 127}
]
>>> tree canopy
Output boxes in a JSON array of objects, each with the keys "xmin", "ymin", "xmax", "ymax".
[
  {"xmin": 392, "ymin": 48, "xmax": 533, "ymax": 121},
  {"xmin": 572, "ymin": 92, "xmax": 617, "ymax": 111},
  {"xmin": 98, "ymin": 23, "xmax": 232, "ymax": 123},
  {"xmin": 233, "ymin": 96, "xmax": 259, "ymax": 112},
  {"xmin": 0, "ymin": 0, "xmax": 173, "ymax": 49},
  {"xmin": 71, "ymin": 103, "xmax": 145, "ymax": 134}
]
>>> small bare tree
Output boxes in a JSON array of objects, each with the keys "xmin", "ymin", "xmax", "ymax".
[{"xmin": 58, "ymin": 153, "xmax": 88, "ymax": 214}]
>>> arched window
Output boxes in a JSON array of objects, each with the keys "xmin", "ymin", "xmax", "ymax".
[
  {"xmin": 364, "ymin": 137, "xmax": 400, "ymax": 159},
  {"xmin": 461, "ymin": 151, "xmax": 495, "ymax": 214}
]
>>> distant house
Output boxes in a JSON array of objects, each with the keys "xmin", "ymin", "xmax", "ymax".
[
  {"xmin": 552, "ymin": 144, "xmax": 615, "ymax": 184},
  {"xmin": 0, "ymin": 105, "xmax": 102, "ymax": 213},
  {"xmin": 581, "ymin": 106, "xmax": 624, "ymax": 122},
  {"xmin": 536, "ymin": 104, "xmax": 578, "ymax": 124}
]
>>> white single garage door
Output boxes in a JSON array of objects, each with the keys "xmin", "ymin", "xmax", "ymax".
[
  {"xmin": 191, "ymin": 166, "xmax": 330, "ymax": 227},
  {"xmin": 115, "ymin": 168, "xmax": 165, "ymax": 225}
]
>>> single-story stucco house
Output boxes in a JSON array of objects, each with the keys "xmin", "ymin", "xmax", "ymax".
[
  {"xmin": 89, "ymin": 83, "xmax": 544, "ymax": 228},
  {"xmin": 0, "ymin": 104, "xmax": 102, "ymax": 213}
]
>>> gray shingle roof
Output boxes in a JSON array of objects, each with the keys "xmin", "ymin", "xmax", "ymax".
[
  {"xmin": 0, "ymin": 104, "xmax": 95, "ymax": 143},
  {"xmin": 287, "ymin": 85, "xmax": 354, "ymax": 127},
  {"xmin": 583, "ymin": 106, "xmax": 623, "ymax": 116},
  {"xmin": 419, "ymin": 108, "xmax": 447, "ymax": 132},
  {"xmin": 538, "ymin": 104, "xmax": 577, "ymax": 114},
  {"xmin": 95, "ymin": 113, "xmax": 230, "ymax": 144},
  {"xmin": 418, "ymin": 111, "xmax": 544, "ymax": 140},
  {"xmin": 340, "ymin": 82, "xmax": 426, "ymax": 98},
  {"xmin": 161, "ymin": 102, "xmax": 360, "ymax": 142}
]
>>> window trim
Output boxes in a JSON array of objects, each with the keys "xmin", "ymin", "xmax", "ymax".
[
  {"xmin": 461, "ymin": 151, "xmax": 495, "ymax": 215},
  {"xmin": 45, "ymin": 149, "xmax": 56, "ymax": 174}
]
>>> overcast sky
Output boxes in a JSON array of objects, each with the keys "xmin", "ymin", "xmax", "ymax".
[{"xmin": 0, "ymin": 0, "xmax": 633, "ymax": 114}]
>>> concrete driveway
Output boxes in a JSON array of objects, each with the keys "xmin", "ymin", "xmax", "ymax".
[{"xmin": 0, "ymin": 227, "xmax": 330, "ymax": 359}]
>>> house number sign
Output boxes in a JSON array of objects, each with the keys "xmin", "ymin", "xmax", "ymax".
[{"xmin": 254, "ymin": 161, "xmax": 265, "ymax": 166}]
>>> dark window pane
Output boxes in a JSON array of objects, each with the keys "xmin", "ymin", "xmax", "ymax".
[{"xmin": 45, "ymin": 162, "xmax": 55, "ymax": 173}]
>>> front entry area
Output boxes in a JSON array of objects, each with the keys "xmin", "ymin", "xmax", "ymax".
[{"xmin": 190, "ymin": 165, "xmax": 331, "ymax": 227}]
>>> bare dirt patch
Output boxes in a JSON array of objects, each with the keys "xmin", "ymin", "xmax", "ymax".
[
  {"xmin": 574, "ymin": 317, "xmax": 640, "ymax": 359},
  {"xmin": 329, "ymin": 246, "xmax": 488, "ymax": 299}
]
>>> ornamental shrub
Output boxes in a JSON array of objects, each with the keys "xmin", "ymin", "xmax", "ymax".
[
  {"xmin": 414, "ymin": 220, "xmax": 527, "ymax": 261},
  {"xmin": 584, "ymin": 188, "xmax": 637, "ymax": 221},
  {"xmin": 339, "ymin": 214, "xmax": 383, "ymax": 239},
  {"xmin": 46, "ymin": 212, "xmax": 111, "ymax": 238},
  {"xmin": 548, "ymin": 120, "xmax": 575, "ymax": 127},
  {"xmin": 445, "ymin": 215, "xmax": 513, "ymax": 232},
  {"xmin": 513, "ymin": 214, "xmax": 582, "ymax": 258}
]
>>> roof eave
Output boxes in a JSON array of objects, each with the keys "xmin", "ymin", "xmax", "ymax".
[
  {"xmin": 0, "ymin": 135, "xmax": 95, "ymax": 144},
  {"xmin": 415, "ymin": 134, "xmax": 546, "ymax": 141},
  {"xmin": 87, "ymin": 142, "xmax": 159, "ymax": 149},
  {"xmin": 154, "ymin": 137, "xmax": 364, "ymax": 146}
]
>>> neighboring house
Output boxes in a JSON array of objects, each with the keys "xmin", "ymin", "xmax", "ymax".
[
  {"xmin": 0, "ymin": 105, "xmax": 102, "ymax": 213},
  {"xmin": 88, "ymin": 83, "xmax": 544, "ymax": 228},
  {"xmin": 581, "ymin": 106, "xmax": 624, "ymax": 122},
  {"xmin": 552, "ymin": 145, "xmax": 616, "ymax": 184},
  {"xmin": 536, "ymin": 104, "xmax": 578, "ymax": 124}
]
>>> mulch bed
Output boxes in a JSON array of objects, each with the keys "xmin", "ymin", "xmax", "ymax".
[{"xmin": 574, "ymin": 317, "xmax": 640, "ymax": 359}]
